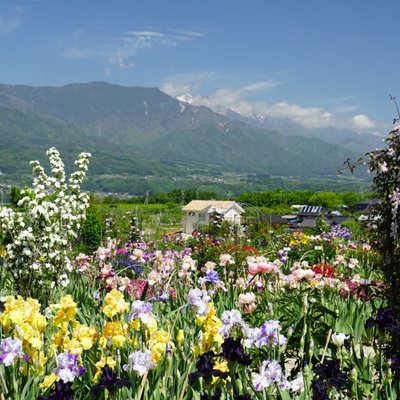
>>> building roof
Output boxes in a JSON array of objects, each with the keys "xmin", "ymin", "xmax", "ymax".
[
  {"xmin": 294, "ymin": 219, "xmax": 318, "ymax": 228},
  {"xmin": 356, "ymin": 199, "xmax": 380, "ymax": 205},
  {"xmin": 264, "ymin": 215, "xmax": 291, "ymax": 224},
  {"xmin": 299, "ymin": 205, "xmax": 322, "ymax": 214},
  {"xmin": 182, "ymin": 200, "xmax": 244, "ymax": 213}
]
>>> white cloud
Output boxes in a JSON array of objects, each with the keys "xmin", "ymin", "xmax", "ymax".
[
  {"xmin": 242, "ymin": 81, "xmax": 280, "ymax": 92},
  {"xmin": 161, "ymin": 71, "xmax": 218, "ymax": 96},
  {"xmin": 163, "ymin": 78, "xmax": 335, "ymax": 129},
  {"xmin": 162, "ymin": 78, "xmax": 280, "ymax": 112},
  {"xmin": 351, "ymin": 114, "xmax": 375, "ymax": 131},
  {"xmin": 163, "ymin": 76, "xmax": 383, "ymax": 133},
  {"xmin": 261, "ymin": 102, "xmax": 334, "ymax": 129},
  {"xmin": 65, "ymin": 28, "xmax": 203, "ymax": 70},
  {"xmin": 127, "ymin": 31, "xmax": 165, "ymax": 38},
  {"xmin": 162, "ymin": 82, "xmax": 194, "ymax": 97}
]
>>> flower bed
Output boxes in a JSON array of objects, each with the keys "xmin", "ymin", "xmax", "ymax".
[
  {"xmin": 0, "ymin": 149, "xmax": 399, "ymax": 399},
  {"xmin": 0, "ymin": 230, "xmax": 398, "ymax": 399}
]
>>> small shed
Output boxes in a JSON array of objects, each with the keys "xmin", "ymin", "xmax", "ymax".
[{"xmin": 182, "ymin": 200, "xmax": 244, "ymax": 234}]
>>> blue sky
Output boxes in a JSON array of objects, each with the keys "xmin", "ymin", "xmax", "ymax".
[{"xmin": 1, "ymin": 0, "xmax": 399, "ymax": 134}]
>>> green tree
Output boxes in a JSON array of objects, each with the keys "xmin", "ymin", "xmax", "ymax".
[
  {"xmin": 308, "ymin": 192, "xmax": 340, "ymax": 209},
  {"xmin": 79, "ymin": 207, "xmax": 103, "ymax": 254},
  {"xmin": 340, "ymin": 192, "xmax": 361, "ymax": 207}
]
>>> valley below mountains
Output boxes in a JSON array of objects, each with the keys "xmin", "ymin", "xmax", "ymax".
[{"xmin": 0, "ymin": 81, "xmax": 372, "ymax": 195}]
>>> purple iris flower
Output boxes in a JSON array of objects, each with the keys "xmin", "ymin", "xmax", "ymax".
[
  {"xmin": 37, "ymin": 381, "xmax": 75, "ymax": 400},
  {"xmin": 128, "ymin": 300, "xmax": 153, "ymax": 323},
  {"xmin": 189, "ymin": 352, "xmax": 228, "ymax": 385},
  {"xmin": 198, "ymin": 270, "xmax": 220, "ymax": 285},
  {"xmin": 53, "ymin": 351, "xmax": 85, "ymax": 383},
  {"xmin": 0, "ymin": 337, "xmax": 27, "ymax": 366},
  {"xmin": 220, "ymin": 337, "xmax": 251, "ymax": 366},
  {"xmin": 91, "ymin": 365, "xmax": 130, "ymax": 398}
]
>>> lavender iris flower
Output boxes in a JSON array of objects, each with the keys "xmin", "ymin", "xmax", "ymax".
[
  {"xmin": 252, "ymin": 360, "xmax": 288, "ymax": 391},
  {"xmin": 0, "ymin": 337, "xmax": 27, "ymax": 366},
  {"xmin": 188, "ymin": 288, "xmax": 211, "ymax": 316},
  {"xmin": 245, "ymin": 320, "xmax": 287, "ymax": 348},
  {"xmin": 128, "ymin": 300, "xmax": 153, "ymax": 323},
  {"xmin": 123, "ymin": 349, "xmax": 155, "ymax": 375},
  {"xmin": 219, "ymin": 310, "xmax": 249, "ymax": 337},
  {"xmin": 53, "ymin": 351, "xmax": 85, "ymax": 382}
]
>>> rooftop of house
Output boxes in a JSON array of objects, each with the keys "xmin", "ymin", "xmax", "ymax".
[
  {"xmin": 297, "ymin": 205, "xmax": 324, "ymax": 215},
  {"xmin": 182, "ymin": 200, "xmax": 243, "ymax": 213},
  {"xmin": 356, "ymin": 199, "xmax": 381, "ymax": 205}
]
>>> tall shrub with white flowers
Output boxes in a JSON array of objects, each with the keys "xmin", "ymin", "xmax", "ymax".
[
  {"xmin": 0, "ymin": 147, "xmax": 91, "ymax": 298},
  {"xmin": 367, "ymin": 104, "xmax": 400, "ymax": 316}
]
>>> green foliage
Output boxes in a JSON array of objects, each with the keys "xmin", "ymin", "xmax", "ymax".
[
  {"xmin": 93, "ymin": 203, "xmax": 184, "ymax": 241},
  {"xmin": 103, "ymin": 188, "xmax": 220, "ymax": 205},
  {"xmin": 9, "ymin": 186, "xmax": 22, "ymax": 207},
  {"xmin": 308, "ymin": 192, "xmax": 341, "ymax": 209},
  {"xmin": 236, "ymin": 190, "xmax": 315, "ymax": 208},
  {"xmin": 0, "ymin": 204, "xmax": 396, "ymax": 398},
  {"xmin": 366, "ymin": 114, "xmax": 400, "ymax": 313},
  {"xmin": 314, "ymin": 214, "xmax": 329, "ymax": 234},
  {"xmin": 236, "ymin": 189, "xmax": 367, "ymax": 212},
  {"xmin": 79, "ymin": 207, "xmax": 103, "ymax": 254},
  {"xmin": 341, "ymin": 191, "xmax": 362, "ymax": 206}
]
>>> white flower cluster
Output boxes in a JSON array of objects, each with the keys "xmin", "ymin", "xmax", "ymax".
[
  {"xmin": 389, "ymin": 188, "xmax": 400, "ymax": 240},
  {"xmin": 0, "ymin": 147, "xmax": 91, "ymax": 293},
  {"xmin": 367, "ymin": 123, "xmax": 400, "ymax": 246}
]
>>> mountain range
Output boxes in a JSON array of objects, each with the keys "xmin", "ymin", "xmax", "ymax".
[
  {"xmin": 0, "ymin": 81, "xmax": 372, "ymax": 195},
  {"xmin": 222, "ymin": 108, "xmax": 383, "ymax": 154}
]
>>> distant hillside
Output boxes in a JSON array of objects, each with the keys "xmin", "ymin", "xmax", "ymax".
[
  {"xmin": 0, "ymin": 82, "xmax": 369, "ymax": 194},
  {"xmin": 0, "ymin": 82, "xmax": 224, "ymax": 146}
]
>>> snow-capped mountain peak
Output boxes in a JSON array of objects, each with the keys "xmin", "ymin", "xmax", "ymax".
[{"xmin": 176, "ymin": 94, "xmax": 194, "ymax": 104}]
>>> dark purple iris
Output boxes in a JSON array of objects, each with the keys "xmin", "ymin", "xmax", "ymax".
[
  {"xmin": 311, "ymin": 379, "xmax": 329, "ymax": 400},
  {"xmin": 391, "ymin": 352, "xmax": 400, "ymax": 377},
  {"xmin": 313, "ymin": 359, "xmax": 348, "ymax": 394},
  {"xmin": 365, "ymin": 307, "xmax": 399, "ymax": 334},
  {"xmin": 233, "ymin": 394, "xmax": 253, "ymax": 400},
  {"xmin": 220, "ymin": 338, "xmax": 251, "ymax": 366},
  {"xmin": 189, "ymin": 352, "xmax": 228, "ymax": 385},
  {"xmin": 37, "ymin": 381, "xmax": 74, "ymax": 400},
  {"xmin": 91, "ymin": 364, "xmax": 130, "ymax": 398}
]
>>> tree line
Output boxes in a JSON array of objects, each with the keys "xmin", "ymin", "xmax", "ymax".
[{"xmin": 8, "ymin": 186, "xmax": 374, "ymax": 210}]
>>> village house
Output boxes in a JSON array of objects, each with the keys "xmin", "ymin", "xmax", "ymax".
[
  {"xmin": 347, "ymin": 199, "xmax": 380, "ymax": 213},
  {"xmin": 270, "ymin": 205, "xmax": 350, "ymax": 229},
  {"xmin": 182, "ymin": 200, "xmax": 245, "ymax": 234}
]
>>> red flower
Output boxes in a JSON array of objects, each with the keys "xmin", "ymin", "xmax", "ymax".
[
  {"xmin": 312, "ymin": 263, "xmax": 336, "ymax": 278},
  {"xmin": 242, "ymin": 246, "xmax": 257, "ymax": 253}
]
